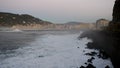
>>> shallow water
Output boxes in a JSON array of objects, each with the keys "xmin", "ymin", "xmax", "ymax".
[{"xmin": 0, "ymin": 30, "xmax": 113, "ymax": 68}]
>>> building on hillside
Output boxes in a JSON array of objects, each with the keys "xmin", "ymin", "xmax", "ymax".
[{"xmin": 96, "ymin": 19, "xmax": 109, "ymax": 30}]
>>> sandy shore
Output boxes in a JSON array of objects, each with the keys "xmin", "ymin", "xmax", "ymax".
[{"xmin": 80, "ymin": 30, "xmax": 120, "ymax": 68}]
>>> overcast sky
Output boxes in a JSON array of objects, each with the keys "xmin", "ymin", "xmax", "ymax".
[{"xmin": 0, "ymin": 0, "xmax": 115, "ymax": 23}]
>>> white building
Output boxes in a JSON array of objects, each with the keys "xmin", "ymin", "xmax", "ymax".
[{"xmin": 96, "ymin": 19, "xmax": 109, "ymax": 30}]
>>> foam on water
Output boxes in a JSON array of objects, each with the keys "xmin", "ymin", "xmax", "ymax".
[
  {"xmin": 12, "ymin": 29, "xmax": 22, "ymax": 32},
  {"xmin": 0, "ymin": 32, "xmax": 113, "ymax": 68},
  {"xmin": 0, "ymin": 29, "xmax": 23, "ymax": 32}
]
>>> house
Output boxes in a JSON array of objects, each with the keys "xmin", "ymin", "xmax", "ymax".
[{"xmin": 96, "ymin": 19, "xmax": 109, "ymax": 30}]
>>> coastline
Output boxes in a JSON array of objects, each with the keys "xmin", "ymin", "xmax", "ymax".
[{"xmin": 80, "ymin": 30, "xmax": 120, "ymax": 68}]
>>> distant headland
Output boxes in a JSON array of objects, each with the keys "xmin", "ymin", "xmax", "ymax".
[{"xmin": 0, "ymin": 12, "xmax": 96, "ymax": 30}]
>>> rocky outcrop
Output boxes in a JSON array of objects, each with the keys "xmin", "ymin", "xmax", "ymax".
[
  {"xmin": 108, "ymin": 0, "xmax": 120, "ymax": 31},
  {"xmin": 112, "ymin": 0, "xmax": 120, "ymax": 23}
]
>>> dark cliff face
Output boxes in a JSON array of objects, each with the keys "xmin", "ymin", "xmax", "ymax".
[
  {"xmin": 112, "ymin": 0, "xmax": 120, "ymax": 23},
  {"xmin": 0, "ymin": 12, "xmax": 52, "ymax": 26},
  {"xmin": 108, "ymin": 0, "xmax": 120, "ymax": 31}
]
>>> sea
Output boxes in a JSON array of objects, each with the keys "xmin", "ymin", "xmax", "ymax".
[{"xmin": 0, "ymin": 30, "xmax": 113, "ymax": 68}]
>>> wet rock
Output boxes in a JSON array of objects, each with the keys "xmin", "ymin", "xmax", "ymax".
[
  {"xmin": 85, "ymin": 51, "xmax": 97, "ymax": 56},
  {"xmin": 83, "ymin": 50, "xmax": 85, "ymax": 52},
  {"xmin": 80, "ymin": 66, "xmax": 85, "ymax": 68},
  {"xmin": 86, "ymin": 64, "xmax": 96, "ymax": 68},
  {"xmin": 85, "ymin": 50, "xmax": 109, "ymax": 59},
  {"xmin": 38, "ymin": 55, "xmax": 44, "ymax": 57},
  {"xmin": 80, "ymin": 64, "xmax": 96, "ymax": 68},
  {"xmin": 97, "ymin": 50, "xmax": 109, "ymax": 59},
  {"xmin": 87, "ymin": 57, "xmax": 95, "ymax": 63},
  {"xmin": 84, "ymin": 62, "xmax": 87, "ymax": 65},
  {"xmin": 105, "ymin": 65, "xmax": 110, "ymax": 68}
]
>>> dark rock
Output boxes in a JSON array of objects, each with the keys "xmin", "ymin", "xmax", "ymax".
[
  {"xmin": 83, "ymin": 50, "xmax": 85, "ymax": 52},
  {"xmin": 80, "ymin": 64, "xmax": 96, "ymax": 68},
  {"xmin": 86, "ymin": 64, "xmax": 96, "ymax": 68},
  {"xmin": 87, "ymin": 57, "xmax": 95, "ymax": 63},
  {"xmin": 80, "ymin": 30, "xmax": 120, "ymax": 68},
  {"xmin": 105, "ymin": 65, "xmax": 110, "ymax": 68},
  {"xmin": 109, "ymin": 0, "xmax": 120, "ymax": 31},
  {"xmin": 84, "ymin": 63, "xmax": 87, "ymax": 65},
  {"xmin": 38, "ymin": 55, "xmax": 44, "ymax": 57},
  {"xmin": 80, "ymin": 66, "xmax": 85, "ymax": 68},
  {"xmin": 85, "ymin": 51, "xmax": 97, "ymax": 56},
  {"xmin": 97, "ymin": 50, "xmax": 109, "ymax": 59},
  {"xmin": 112, "ymin": 0, "xmax": 120, "ymax": 23}
]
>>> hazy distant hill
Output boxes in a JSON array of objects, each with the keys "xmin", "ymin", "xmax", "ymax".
[
  {"xmin": 0, "ymin": 12, "xmax": 52, "ymax": 26},
  {"xmin": 65, "ymin": 22, "xmax": 84, "ymax": 25}
]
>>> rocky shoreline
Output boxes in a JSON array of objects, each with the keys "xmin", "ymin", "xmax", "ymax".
[{"xmin": 80, "ymin": 30, "xmax": 120, "ymax": 68}]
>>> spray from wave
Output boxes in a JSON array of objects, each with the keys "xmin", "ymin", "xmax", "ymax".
[{"xmin": 0, "ymin": 32, "xmax": 113, "ymax": 68}]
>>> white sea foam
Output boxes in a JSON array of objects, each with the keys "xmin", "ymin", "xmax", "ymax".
[
  {"xmin": 12, "ymin": 29, "xmax": 22, "ymax": 32},
  {"xmin": 0, "ymin": 28, "xmax": 23, "ymax": 32},
  {"xmin": 0, "ymin": 32, "xmax": 113, "ymax": 68}
]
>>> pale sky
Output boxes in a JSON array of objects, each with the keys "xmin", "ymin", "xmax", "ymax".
[{"xmin": 0, "ymin": 0, "xmax": 115, "ymax": 23}]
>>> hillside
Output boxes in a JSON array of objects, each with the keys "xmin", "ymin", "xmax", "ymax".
[
  {"xmin": 0, "ymin": 12, "xmax": 95, "ymax": 30},
  {"xmin": 0, "ymin": 12, "xmax": 52, "ymax": 26}
]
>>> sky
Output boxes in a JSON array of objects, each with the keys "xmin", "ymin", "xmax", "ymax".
[{"xmin": 0, "ymin": 0, "xmax": 115, "ymax": 23}]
